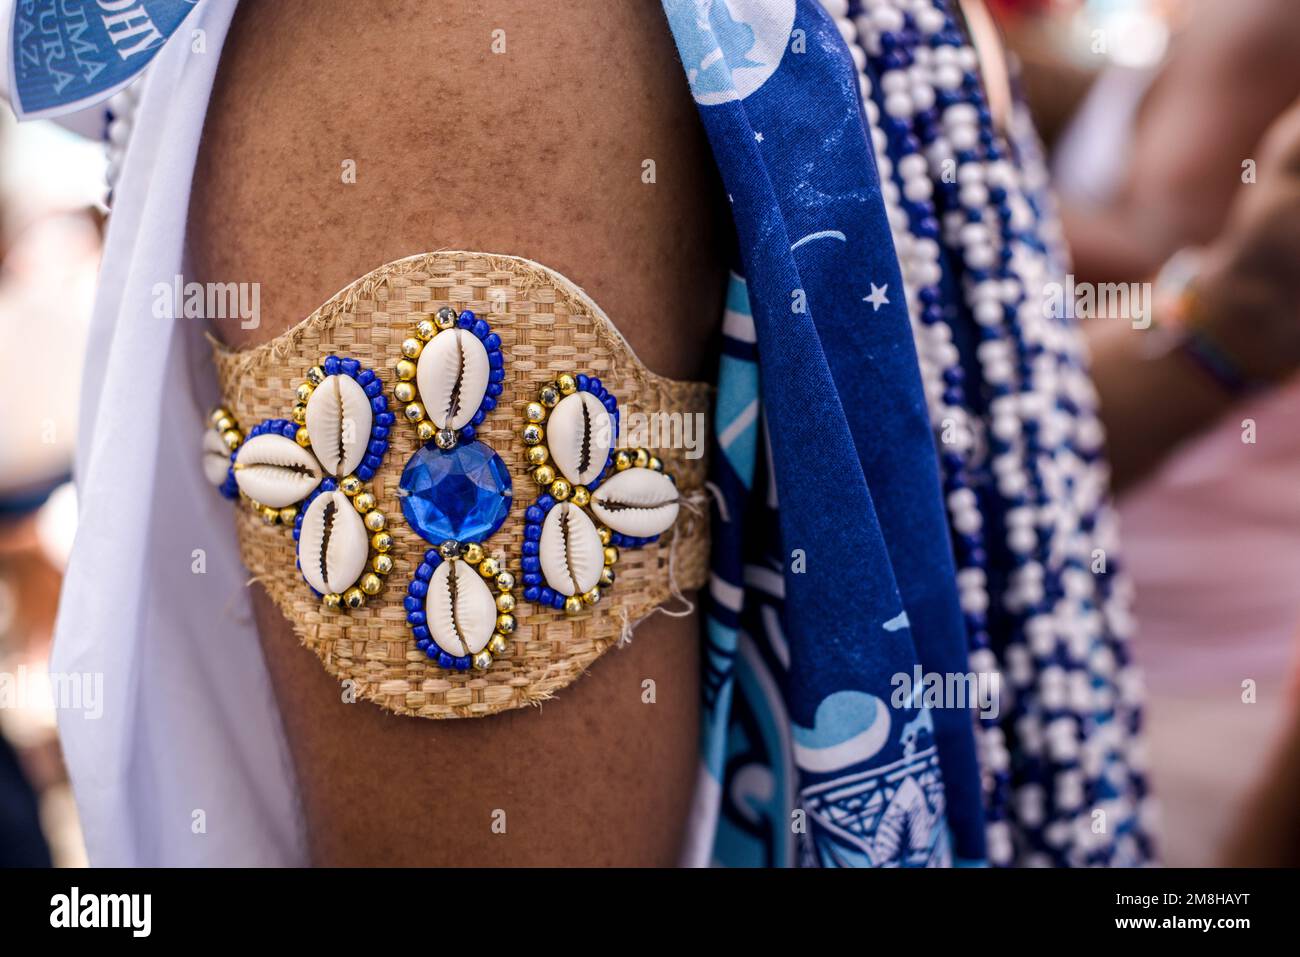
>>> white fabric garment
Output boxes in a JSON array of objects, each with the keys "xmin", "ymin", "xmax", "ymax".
[{"xmin": 44, "ymin": 0, "xmax": 307, "ymax": 865}]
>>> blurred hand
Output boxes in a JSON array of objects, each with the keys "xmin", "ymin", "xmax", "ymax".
[{"xmin": 1197, "ymin": 97, "xmax": 1300, "ymax": 383}]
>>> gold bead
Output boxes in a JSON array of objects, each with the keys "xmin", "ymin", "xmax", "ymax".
[
  {"xmin": 210, "ymin": 407, "xmax": 232, "ymax": 426},
  {"xmin": 340, "ymin": 476, "xmax": 362, "ymax": 496},
  {"xmin": 343, "ymin": 587, "xmax": 365, "ymax": 609},
  {"xmin": 557, "ymin": 373, "xmax": 578, "ymax": 395},
  {"xmin": 526, "ymin": 444, "xmax": 549, "ymax": 466},
  {"xmin": 597, "ymin": 525, "xmax": 612, "ymax": 546},
  {"xmin": 599, "ymin": 565, "xmax": 616, "ymax": 588},
  {"xmin": 603, "ymin": 546, "xmax": 619, "ymax": 566},
  {"xmin": 564, "ymin": 595, "xmax": 584, "ymax": 616},
  {"xmin": 633, "ymin": 448, "xmax": 650, "ymax": 468},
  {"xmin": 582, "ymin": 587, "xmax": 601, "ymax": 606},
  {"xmin": 292, "ymin": 402, "xmax": 308, "ymax": 425},
  {"xmin": 215, "ymin": 415, "xmax": 235, "ymax": 433},
  {"xmin": 415, "ymin": 319, "xmax": 436, "ymax": 341},
  {"xmin": 260, "ymin": 506, "xmax": 279, "ymax": 525},
  {"xmin": 488, "ymin": 634, "xmax": 509, "ymax": 656},
  {"xmin": 353, "ymin": 491, "xmax": 376, "ymax": 513},
  {"xmin": 496, "ymin": 613, "xmax": 516, "ymax": 634},
  {"xmin": 401, "ymin": 337, "xmax": 424, "ymax": 359},
  {"xmin": 525, "ymin": 402, "xmax": 546, "ymax": 423},
  {"xmin": 496, "ymin": 593, "xmax": 516, "ymax": 613},
  {"xmin": 571, "ymin": 486, "xmax": 590, "ymax": 507},
  {"xmin": 372, "ymin": 531, "xmax": 393, "ymax": 552},
  {"xmin": 364, "ymin": 510, "xmax": 386, "ymax": 532},
  {"xmin": 614, "ymin": 450, "xmax": 633, "ymax": 471},
  {"xmin": 462, "ymin": 542, "xmax": 485, "ymax": 565},
  {"xmin": 549, "ymin": 479, "xmax": 571, "ymax": 501},
  {"xmin": 522, "ymin": 423, "xmax": 544, "ymax": 446},
  {"xmin": 395, "ymin": 358, "xmax": 417, "ymax": 381},
  {"xmin": 648, "ymin": 456, "xmax": 663, "ymax": 472},
  {"xmin": 306, "ymin": 366, "xmax": 326, "ymax": 385},
  {"xmin": 533, "ymin": 465, "xmax": 555, "ymax": 486},
  {"xmin": 478, "ymin": 556, "xmax": 500, "ymax": 578},
  {"xmin": 278, "ymin": 506, "xmax": 298, "ymax": 524},
  {"xmin": 416, "ymin": 421, "xmax": 436, "ymax": 442},
  {"xmin": 360, "ymin": 572, "xmax": 383, "ymax": 596},
  {"xmin": 439, "ymin": 540, "xmax": 462, "ymax": 561},
  {"xmin": 393, "ymin": 381, "xmax": 416, "ymax": 404},
  {"xmin": 295, "ymin": 382, "xmax": 314, "ymax": 403},
  {"xmin": 223, "ymin": 429, "xmax": 243, "ymax": 450},
  {"xmin": 495, "ymin": 570, "xmax": 515, "ymax": 592},
  {"xmin": 472, "ymin": 650, "xmax": 493, "ymax": 671},
  {"xmin": 404, "ymin": 401, "xmax": 426, "ymax": 422},
  {"xmin": 295, "ymin": 429, "xmax": 312, "ymax": 448},
  {"xmin": 539, "ymin": 384, "xmax": 561, "ymax": 407},
  {"xmin": 372, "ymin": 553, "xmax": 394, "ymax": 575},
  {"xmin": 434, "ymin": 306, "xmax": 458, "ymax": 330},
  {"xmin": 323, "ymin": 592, "xmax": 342, "ymax": 610},
  {"xmin": 434, "ymin": 429, "xmax": 458, "ymax": 450}
]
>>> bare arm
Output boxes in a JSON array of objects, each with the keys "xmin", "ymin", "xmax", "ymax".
[{"xmin": 189, "ymin": 0, "xmax": 727, "ymax": 865}]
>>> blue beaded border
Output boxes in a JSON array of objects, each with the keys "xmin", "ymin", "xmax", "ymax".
[{"xmin": 317, "ymin": 355, "xmax": 395, "ymax": 483}]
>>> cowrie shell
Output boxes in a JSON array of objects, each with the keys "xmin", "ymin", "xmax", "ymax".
[
  {"xmin": 416, "ymin": 328, "xmax": 490, "ymax": 431},
  {"xmin": 233, "ymin": 433, "xmax": 323, "ymax": 507},
  {"xmin": 427, "ymin": 559, "xmax": 498, "ymax": 656},
  {"xmin": 547, "ymin": 391, "xmax": 612, "ymax": 487},
  {"xmin": 297, "ymin": 490, "xmax": 370, "ymax": 596},
  {"xmin": 589, "ymin": 467, "xmax": 680, "ymax": 538},
  {"xmin": 539, "ymin": 501, "xmax": 604, "ymax": 596},
  {"xmin": 202, "ymin": 429, "xmax": 232, "ymax": 487},
  {"xmin": 305, "ymin": 374, "xmax": 373, "ymax": 477}
]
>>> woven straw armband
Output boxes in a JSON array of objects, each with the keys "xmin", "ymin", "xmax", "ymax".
[{"xmin": 211, "ymin": 251, "xmax": 711, "ymax": 718}]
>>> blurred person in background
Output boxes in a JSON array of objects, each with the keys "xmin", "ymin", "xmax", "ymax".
[
  {"xmin": 0, "ymin": 108, "xmax": 100, "ymax": 868},
  {"xmin": 997, "ymin": 0, "xmax": 1300, "ymax": 864}
]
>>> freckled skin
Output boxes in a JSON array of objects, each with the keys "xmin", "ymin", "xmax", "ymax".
[{"xmin": 189, "ymin": 0, "xmax": 727, "ymax": 865}]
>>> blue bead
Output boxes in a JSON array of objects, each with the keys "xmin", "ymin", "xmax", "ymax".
[
  {"xmin": 280, "ymin": 422, "xmax": 296, "ymax": 437},
  {"xmin": 481, "ymin": 397, "xmax": 496, "ymax": 412},
  {"xmin": 576, "ymin": 374, "xmax": 589, "ymax": 391},
  {"xmin": 538, "ymin": 495, "xmax": 554, "ymax": 510},
  {"xmin": 489, "ymin": 368, "xmax": 504, "ymax": 383},
  {"xmin": 460, "ymin": 426, "xmax": 476, "ymax": 442},
  {"xmin": 410, "ymin": 580, "xmax": 428, "ymax": 598},
  {"xmin": 412, "ymin": 625, "xmax": 430, "ymax": 641},
  {"xmin": 523, "ymin": 586, "xmax": 540, "ymax": 602},
  {"xmin": 524, "ymin": 524, "xmax": 541, "ymax": 541},
  {"xmin": 416, "ymin": 639, "xmax": 432, "ymax": 652},
  {"xmin": 602, "ymin": 397, "xmax": 616, "ymax": 413},
  {"xmin": 376, "ymin": 412, "xmax": 396, "ymax": 427},
  {"xmin": 525, "ymin": 505, "xmax": 543, "ymax": 524},
  {"xmin": 339, "ymin": 358, "xmax": 359, "ymax": 376},
  {"xmin": 484, "ymin": 333, "xmax": 501, "ymax": 350},
  {"xmin": 404, "ymin": 596, "xmax": 420, "ymax": 612},
  {"xmin": 588, "ymin": 378, "xmax": 602, "ymax": 393},
  {"xmin": 324, "ymin": 355, "xmax": 341, "ymax": 375},
  {"xmin": 425, "ymin": 548, "xmax": 440, "ymax": 563},
  {"xmin": 487, "ymin": 382, "xmax": 504, "ymax": 397},
  {"xmin": 522, "ymin": 540, "xmax": 539, "ymax": 556},
  {"xmin": 521, "ymin": 556, "xmax": 540, "ymax": 573},
  {"xmin": 550, "ymin": 594, "xmax": 566, "ymax": 609},
  {"xmin": 472, "ymin": 319, "xmax": 490, "ymax": 339},
  {"xmin": 454, "ymin": 656, "xmax": 471, "ymax": 671},
  {"xmin": 358, "ymin": 369, "xmax": 376, "ymax": 385},
  {"xmin": 415, "ymin": 562, "xmax": 433, "ymax": 581},
  {"xmin": 471, "ymin": 410, "xmax": 485, "ymax": 426},
  {"xmin": 539, "ymin": 587, "xmax": 554, "ymax": 605},
  {"xmin": 321, "ymin": 478, "xmax": 337, "ymax": 491},
  {"xmin": 364, "ymin": 379, "xmax": 383, "ymax": 397},
  {"xmin": 459, "ymin": 310, "xmax": 475, "ymax": 324},
  {"xmin": 399, "ymin": 440, "xmax": 513, "ymax": 544},
  {"xmin": 356, "ymin": 465, "xmax": 374, "ymax": 482},
  {"xmin": 373, "ymin": 426, "xmax": 389, "ymax": 441},
  {"xmin": 370, "ymin": 396, "xmax": 388, "ymax": 414},
  {"xmin": 438, "ymin": 652, "xmax": 454, "ymax": 668},
  {"xmin": 407, "ymin": 611, "xmax": 426, "ymax": 626},
  {"xmin": 522, "ymin": 573, "xmax": 542, "ymax": 586},
  {"xmin": 369, "ymin": 439, "xmax": 386, "ymax": 457},
  {"xmin": 363, "ymin": 454, "xmax": 383, "ymax": 470},
  {"xmin": 488, "ymin": 353, "xmax": 503, "ymax": 370}
]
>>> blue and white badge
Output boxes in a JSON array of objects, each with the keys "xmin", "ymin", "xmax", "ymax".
[{"xmin": 8, "ymin": 0, "xmax": 200, "ymax": 120}]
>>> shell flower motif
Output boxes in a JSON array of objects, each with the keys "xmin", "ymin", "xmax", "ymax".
[
  {"xmin": 205, "ymin": 354, "xmax": 396, "ymax": 611},
  {"xmin": 519, "ymin": 372, "xmax": 681, "ymax": 617},
  {"xmin": 393, "ymin": 307, "xmax": 518, "ymax": 673}
]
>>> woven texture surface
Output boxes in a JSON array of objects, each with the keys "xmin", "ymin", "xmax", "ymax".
[{"xmin": 212, "ymin": 251, "xmax": 712, "ymax": 718}]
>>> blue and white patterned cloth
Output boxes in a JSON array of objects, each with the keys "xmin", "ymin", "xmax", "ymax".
[{"xmin": 666, "ymin": 0, "xmax": 987, "ymax": 867}]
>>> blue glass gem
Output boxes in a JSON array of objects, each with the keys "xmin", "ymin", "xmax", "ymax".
[{"xmin": 399, "ymin": 440, "xmax": 512, "ymax": 544}]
